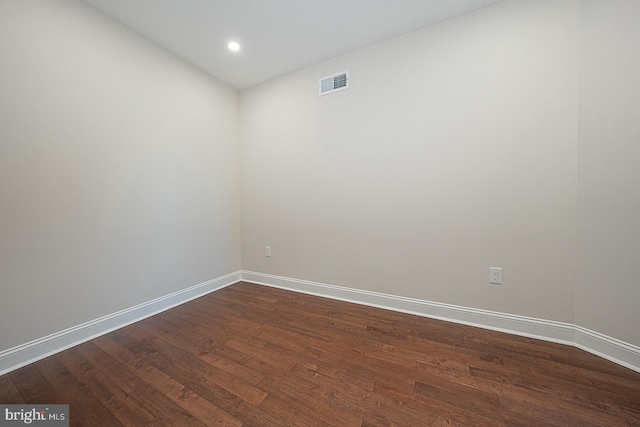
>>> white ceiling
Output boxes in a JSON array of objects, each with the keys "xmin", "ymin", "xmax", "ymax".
[{"xmin": 80, "ymin": 0, "xmax": 502, "ymax": 90}]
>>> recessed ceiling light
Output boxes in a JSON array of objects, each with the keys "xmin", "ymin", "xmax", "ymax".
[{"xmin": 228, "ymin": 41, "xmax": 240, "ymax": 52}]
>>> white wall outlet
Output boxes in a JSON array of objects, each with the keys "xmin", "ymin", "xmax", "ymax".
[
  {"xmin": 489, "ymin": 267, "xmax": 503, "ymax": 284},
  {"xmin": 265, "ymin": 246, "xmax": 271, "ymax": 257}
]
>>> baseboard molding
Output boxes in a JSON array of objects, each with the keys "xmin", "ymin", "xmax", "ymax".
[
  {"xmin": 575, "ymin": 326, "xmax": 640, "ymax": 373},
  {"xmin": 241, "ymin": 270, "xmax": 640, "ymax": 374},
  {"xmin": 0, "ymin": 271, "xmax": 242, "ymax": 376},
  {"xmin": 3, "ymin": 269, "xmax": 638, "ymax": 376}
]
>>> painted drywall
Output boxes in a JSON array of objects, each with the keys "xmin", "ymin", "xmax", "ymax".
[
  {"xmin": 0, "ymin": 0, "xmax": 240, "ymax": 351},
  {"xmin": 576, "ymin": 0, "xmax": 640, "ymax": 346},
  {"xmin": 240, "ymin": 0, "xmax": 581, "ymax": 323}
]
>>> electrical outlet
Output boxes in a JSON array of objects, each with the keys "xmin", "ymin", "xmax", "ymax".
[
  {"xmin": 489, "ymin": 267, "xmax": 502, "ymax": 284},
  {"xmin": 265, "ymin": 246, "xmax": 271, "ymax": 257}
]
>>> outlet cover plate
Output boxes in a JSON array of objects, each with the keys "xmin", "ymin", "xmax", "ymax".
[{"xmin": 489, "ymin": 267, "xmax": 503, "ymax": 284}]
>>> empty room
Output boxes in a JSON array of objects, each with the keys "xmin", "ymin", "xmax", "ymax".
[{"xmin": 1, "ymin": 0, "xmax": 639, "ymax": 425}]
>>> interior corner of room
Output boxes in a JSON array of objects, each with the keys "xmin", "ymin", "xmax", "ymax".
[{"xmin": 0, "ymin": 0, "xmax": 639, "ymax": 376}]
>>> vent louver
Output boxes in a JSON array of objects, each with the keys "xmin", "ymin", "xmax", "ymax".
[{"xmin": 319, "ymin": 70, "xmax": 349, "ymax": 96}]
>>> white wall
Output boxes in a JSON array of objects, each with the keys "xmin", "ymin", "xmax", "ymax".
[
  {"xmin": 576, "ymin": 0, "xmax": 640, "ymax": 346},
  {"xmin": 0, "ymin": 0, "xmax": 240, "ymax": 351},
  {"xmin": 241, "ymin": 0, "xmax": 581, "ymax": 323}
]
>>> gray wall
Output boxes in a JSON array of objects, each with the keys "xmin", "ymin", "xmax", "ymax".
[
  {"xmin": 576, "ymin": 0, "xmax": 640, "ymax": 346},
  {"xmin": 241, "ymin": 0, "xmax": 581, "ymax": 324},
  {"xmin": 0, "ymin": 0, "xmax": 240, "ymax": 351}
]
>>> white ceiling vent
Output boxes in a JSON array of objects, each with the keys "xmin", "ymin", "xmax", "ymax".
[{"xmin": 319, "ymin": 70, "xmax": 349, "ymax": 96}]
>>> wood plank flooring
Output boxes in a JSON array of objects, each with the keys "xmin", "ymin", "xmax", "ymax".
[{"xmin": 1, "ymin": 281, "xmax": 640, "ymax": 426}]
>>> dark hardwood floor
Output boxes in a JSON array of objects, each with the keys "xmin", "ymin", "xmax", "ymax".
[{"xmin": 1, "ymin": 281, "xmax": 639, "ymax": 426}]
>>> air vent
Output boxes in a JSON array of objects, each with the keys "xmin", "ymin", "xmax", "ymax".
[{"xmin": 319, "ymin": 70, "xmax": 349, "ymax": 96}]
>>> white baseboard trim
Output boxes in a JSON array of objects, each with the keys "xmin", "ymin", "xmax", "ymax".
[
  {"xmin": 3, "ymin": 270, "xmax": 638, "ymax": 376},
  {"xmin": 0, "ymin": 271, "xmax": 241, "ymax": 376},
  {"xmin": 575, "ymin": 326, "xmax": 640, "ymax": 374},
  {"xmin": 241, "ymin": 270, "xmax": 640, "ymax": 374}
]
